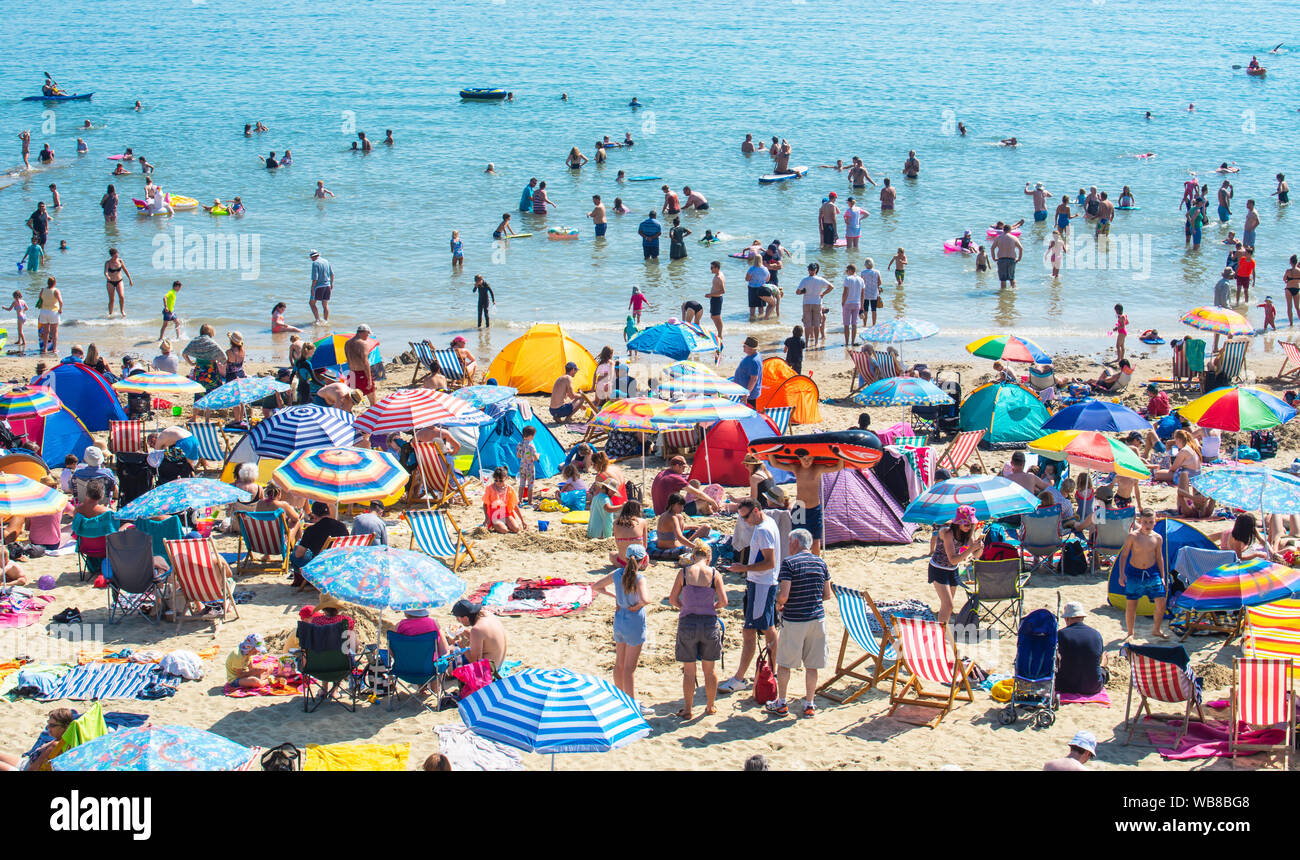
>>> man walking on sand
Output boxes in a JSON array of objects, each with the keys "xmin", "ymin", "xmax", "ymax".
[
  {"xmin": 158, "ymin": 280, "xmax": 182, "ymax": 341},
  {"xmin": 308, "ymin": 249, "xmax": 334, "ymax": 324},
  {"xmin": 344, "ymin": 323, "xmax": 379, "ymax": 406}
]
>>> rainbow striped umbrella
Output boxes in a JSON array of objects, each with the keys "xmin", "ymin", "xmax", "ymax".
[
  {"xmin": 965, "ymin": 334, "xmax": 1051, "ymax": 364},
  {"xmin": 1173, "ymin": 558, "xmax": 1300, "ymax": 611},
  {"xmin": 0, "ymin": 471, "xmax": 68, "ymax": 518},
  {"xmin": 1178, "ymin": 386, "xmax": 1295, "ymax": 432},
  {"xmin": 902, "ymin": 475, "xmax": 1039, "ymax": 524},
  {"xmin": 590, "ymin": 397, "xmax": 680, "ymax": 433},
  {"xmin": 1179, "ymin": 306, "xmax": 1254, "ymax": 337},
  {"xmin": 354, "ymin": 388, "xmax": 490, "ymax": 435},
  {"xmin": 852, "ymin": 377, "xmax": 954, "ymax": 407},
  {"xmin": 272, "ymin": 447, "xmax": 408, "ymax": 504},
  {"xmin": 652, "ymin": 396, "xmax": 756, "ymax": 425},
  {"xmin": 111, "ymin": 371, "xmax": 204, "ymax": 397},
  {"xmin": 1029, "ymin": 430, "xmax": 1151, "ymax": 479},
  {"xmin": 0, "ymin": 384, "xmax": 60, "ymax": 420}
]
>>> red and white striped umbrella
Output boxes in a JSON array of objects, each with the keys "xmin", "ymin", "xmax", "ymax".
[{"xmin": 353, "ymin": 388, "xmax": 489, "ymax": 435}]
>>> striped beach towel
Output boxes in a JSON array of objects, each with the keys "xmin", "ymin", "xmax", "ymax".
[{"xmin": 45, "ymin": 662, "xmax": 163, "ymax": 701}]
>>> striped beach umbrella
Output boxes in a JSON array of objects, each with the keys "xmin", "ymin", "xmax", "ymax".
[
  {"xmin": 1179, "ymin": 306, "xmax": 1254, "ymax": 337},
  {"xmin": 0, "ymin": 384, "xmax": 60, "ymax": 420},
  {"xmin": 902, "ymin": 475, "xmax": 1039, "ymax": 524},
  {"xmin": 1029, "ymin": 430, "xmax": 1151, "ymax": 479},
  {"xmin": 354, "ymin": 388, "xmax": 490, "ymax": 436},
  {"xmin": 302, "ymin": 546, "xmax": 465, "ymax": 610},
  {"xmin": 589, "ymin": 397, "xmax": 680, "ymax": 433},
  {"xmin": 0, "ymin": 471, "xmax": 68, "ymax": 519},
  {"xmin": 1173, "ymin": 558, "xmax": 1300, "ymax": 611},
  {"xmin": 858, "ymin": 317, "xmax": 940, "ymax": 344},
  {"xmin": 111, "ymin": 371, "xmax": 204, "ymax": 397},
  {"xmin": 652, "ymin": 396, "xmax": 755, "ymax": 425},
  {"xmin": 273, "ymin": 447, "xmax": 408, "ymax": 504},
  {"xmin": 1192, "ymin": 466, "xmax": 1300, "ymax": 514},
  {"xmin": 248, "ymin": 405, "xmax": 355, "ymax": 458},
  {"xmin": 1178, "ymin": 386, "xmax": 1295, "ymax": 432},
  {"xmin": 193, "ymin": 376, "xmax": 291, "ymax": 411},
  {"xmin": 458, "ymin": 668, "xmax": 651, "ymax": 763},
  {"xmin": 52, "ymin": 724, "xmax": 253, "ymax": 772},
  {"xmin": 965, "ymin": 334, "xmax": 1051, "ymax": 364},
  {"xmin": 1041, "ymin": 398, "xmax": 1151, "ymax": 433},
  {"xmin": 118, "ymin": 478, "xmax": 252, "ymax": 520},
  {"xmin": 851, "ymin": 377, "xmax": 954, "ymax": 407}
]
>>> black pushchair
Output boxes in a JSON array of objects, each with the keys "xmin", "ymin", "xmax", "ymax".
[
  {"xmin": 113, "ymin": 452, "xmax": 154, "ymax": 508},
  {"xmin": 910, "ymin": 370, "xmax": 961, "ymax": 441},
  {"xmin": 998, "ymin": 605, "xmax": 1059, "ymax": 728}
]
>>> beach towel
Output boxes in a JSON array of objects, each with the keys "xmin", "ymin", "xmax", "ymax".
[
  {"xmin": 224, "ymin": 655, "xmax": 303, "ymax": 697},
  {"xmin": 466, "ymin": 579, "xmax": 593, "ymax": 617},
  {"xmin": 0, "ymin": 593, "xmax": 55, "ymax": 629},
  {"xmin": 1, "ymin": 662, "xmax": 73, "ymax": 699},
  {"xmin": 1059, "ymin": 689, "xmax": 1112, "ymax": 706},
  {"xmin": 1148, "ymin": 719, "xmax": 1285, "ymax": 760},
  {"xmin": 302, "ymin": 742, "xmax": 410, "ymax": 771},
  {"xmin": 433, "ymin": 725, "xmax": 524, "ymax": 772},
  {"xmin": 45, "ymin": 662, "xmax": 164, "ymax": 700}
]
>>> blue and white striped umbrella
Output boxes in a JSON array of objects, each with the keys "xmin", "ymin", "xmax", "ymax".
[
  {"xmin": 1192, "ymin": 466, "xmax": 1300, "ymax": 514},
  {"xmin": 851, "ymin": 377, "xmax": 954, "ymax": 407},
  {"xmin": 458, "ymin": 668, "xmax": 650, "ymax": 759},
  {"xmin": 902, "ymin": 475, "xmax": 1040, "ymax": 524},
  {"xmin": 118, "ymin": 477, "xmax": 252, "ymax": 519},
  {"xmin": 247, "ymin": 405, "xmax": 355, "ymax": 458},
  {"xmin": 858, "ymin": 317, "xmax": 940, "ymax": 344},
  {"xmin": 194, "ymin": 377, "xmax": 292, "ymax": 411}
]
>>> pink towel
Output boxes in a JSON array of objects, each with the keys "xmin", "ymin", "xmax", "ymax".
[
  {"xmin": 223, "ymin": 656, "xmax": 303, "ymax": 697},
  {"xmin": 1059, "ymin": 689, "xmax": 1111, "ymax": 706},
  {"xmin": 1146, "ymin": 719, "xmax": 1286, "ymax": 759},
  {"xmin": 0, "ymin": 595, "xmax": 54, "ymax": 629}
]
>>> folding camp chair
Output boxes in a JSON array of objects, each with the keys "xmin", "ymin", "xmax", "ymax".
[
  {"xmin": 404, "ymin": 508, "xmax": 476, "ymax": 571},
  {"xmin": 385, "ymin": 631, "xmax": 446, "ymax": 713},
  {"xmin": 1090, "ymin": 507, "xmax": 1136, "ymax": 573},
  {"xmin": 762, "ymin": 406, "xmax": 792, "ymax": 435},
  {"xmin": 1020, "ymin": 506, "xmax": 1063, "ymax": 575},
  {"xmin": 187, "ymin": 421, "xmax": 227, "ymax": 467},
  {"xmin": 1221, "ymin": 336, "xmax": 1249, "ymax": 383},
  {"xmin": 234, "ymin": 510, "xmax": 292, "ymax": 574},
  {"xmin": 294, "ymin": 620, "xmax": 357, "ymax": 713},
  {"xmin": 71, "ymin": 510, "xmax": 119, "ymax": 582},
  {"xmin": 815, "ymin": 584, "xmax": 899, "ymax": 704},
  {"xmin": 935, "ymin": 429, "xmax": 985, "ymax": 474},
  {"xmin": 848, "ymin": 350, "xmax": 875, "ymax": 395},
  {"xmin": 106, "ymin": 529, "xmax": 167, "ymax": 625},
  {"xmin": 887, "ymin": 617, "xmax": 975, "ymax": 728},
  {"xmin": 409, "ymin": 340, "xmax": 441, "ymax": 386},
  {"xmin": 1277, "ymin": 341, "xmax": 1300, "ymax": 383},
  {"xmin": 959, "ymin": 558, "xmax": 1030, "ymax": 636},
  {"xmin": 108, "ymin": 419, "xmax": 146, "ymax": 455},
  {"xmin": 1243, "ymin": 597, "xmax": 1300, "ymax": 681},
  {"xmin": 162, "ymin": 537, "xmax": 238, "ymax": 630},
  {"xmin": 1121, "ymin": 643, "xmax": 1204, "ymax": 745},
  {"xmin": 412, "ymin": 440, "xmax": 470, "ymax": 507},
  {"xmin": 1229, "ymin": 656, "xmax": 1294, "ymax": 768},
  {"xmin": 322, "ymin": 533, "xmax": 374, "ymax": 551},
  {"xmin": 433, "ymin": 348, "xmax": 470, "ymax": 388}
]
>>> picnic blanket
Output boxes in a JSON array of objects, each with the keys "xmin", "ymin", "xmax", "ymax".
[
  {"xmin": 0, "ymin": 593, "xmax": 55, "ymax": 629},
  {"xmin": 433, "ymin": 724, "xmax": 524, "ymax": 771},
  {"xmin": 224, "ymin": 655, "xmax": 303, "ymax": 697},
  {"xmin": 1148, "ymin": 718, "xmax": 1286, "ymax": 760},
  {"xmin": 302, "ymin": 742, "xmax": 410, "ymax": 771},
  {"xmin": 466, "ymin": 578, "xmax": 592, "ymax": 617},
  {"xmin": 1059, "ymin": 689, "xmax": 1112, "ymax": 706}
]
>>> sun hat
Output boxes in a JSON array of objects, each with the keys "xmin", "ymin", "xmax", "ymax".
[
  {"xmin": 953, "ymin": 505, "xmax": 978, "ymax": 526},
  {"xmin": 451, "ymin": 336, "xmax": 466, "ymax": 347},
  {"xmin": 403, "ymin": 609, "xmax": 430, "ymax": 618},
  {"xmin": 84, "ymin": 446, "xmax": 104, "ymax": 466},
  {"xmin": 625, "ymin": 544, "xmax": 648, "ymax": 560},
  {"xmin": 239, "ymin": 633, "xmax": 267, "ymax": 655},
  {"xmin": 356, "ymin": 324, "xmax": 371, "ymax": 333},
  {"xmin": 309, "ymin": 249, "xmax": 319, "ymax": 257},
  {"xmin": 316, "ymin": 594, "xmax": 344, "ymax": 612},
  {"xmin": 1062, "ymin": 601, "xmax": 1087, "ymax": 619},
  {"xmin": 1069, "ymin": 730, "xmax": 1098, "ymax": 756}
]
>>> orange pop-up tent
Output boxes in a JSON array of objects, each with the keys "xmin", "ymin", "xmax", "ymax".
[{"xmin": 756, "ymin": 357, "xmax": 821, "ymax": 424}]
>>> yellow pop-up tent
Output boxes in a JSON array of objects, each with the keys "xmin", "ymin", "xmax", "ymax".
[{"xmin": 487, "ymin": 323, "xmax": 596, "ymax": 394}]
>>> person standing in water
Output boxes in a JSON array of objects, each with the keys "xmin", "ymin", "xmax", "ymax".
[
  {"xmin": 473, "ymin": 274, "xmax": 495, "ymax": 328},
  {"xmin": 587, "ymin": 194, "xmax": 607, "ymax": 237},
  {"xmin": 308, "ymin": 249, "xmax": 334, "ymax": 324},
  {"xmin": 902, "ymin": 149, "xmax": 919, "ymax": 178},
  {"xmin": 104, "ymin": 248, "xmax": 132, "ymax": 316},
  {"xmin": 1025, "ymin": 182, "xmax": 1050, "ymax": 222},
  {"xmin": 37, "ymin": 277, "xmax": 62, "ymax": 356}
]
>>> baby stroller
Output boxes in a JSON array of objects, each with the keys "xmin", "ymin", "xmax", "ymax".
[
  {"xmin": 998, "ymin": 604, "xmax": 1060, "ymax": 728},
  {"xmin": 910, "ymin": 370, "xmax": 961, "ymax": 441}
]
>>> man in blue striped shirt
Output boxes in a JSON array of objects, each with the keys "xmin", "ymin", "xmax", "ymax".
[{"xmin": 769, "ymin": 529, "xmax": 831, "ymax": 718}]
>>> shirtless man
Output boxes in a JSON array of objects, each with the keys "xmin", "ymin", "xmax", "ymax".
[
  {"xmin": 741, "ymin": 134, "xmax": 756, "ymax": 154},
  {"xmin": 705, "ymin": 260, "xmax": 726, "ymax": 339},
  {"xmin": 314, "ymin": 180, "xmax": 335, "ymax": 198},
  {"xmin": 146, "ymin": 426, "xmax": 203, "ymax": 467},
  {"xmin": 452, "ymin": 599, "xmax": 509, "ymax": 671},
  {"xmin": 681, "ymin": 186, "xmax": 708, "ymax": 211},
  {"xmin": 587, "ymin": 194, "xmax": 607, "ymax": 237},
  {"xmin": 1025, "ymin": 182, "xmax": 1051, "ymax": 222},
  {"xmin": 902, "ymin": 149, "xmax": 920, "ymax": 178},
  {"xmin": 846, "ymin": 157, "xmax": 875, "ymax": 188},
  {"xmin": 661, "ymin": 185, "xmax": 681, "ymax": 215},
  {"xmin": 317, "ymin": 382, "xmax": 363, "ymax": 412},
  {"xmin": 990, "ymin": 228, "xmax": 1023, "ymax": 289},
  {"xmin": 879, "ymin": 178, "xmax": 896, "ymax": 211},
  {"xmin": 789, "ymin": 453, "xmax": 844, "ymax": 555},
  {"xmin": 1242, "ymin": 199, "xmax": 1260, "ymax": 248},
  {"xmin": 817, "ymin": 195, "xmax": 840, "ymax": 247},
  {"xmin": 1114, "ymin": 509, "xmax": 1167, "ymax": 640},
  {"xmin": 358, "ymin": 131, "xmax": 372, "ymax": 152},
  {"xmin": 1095, "ymin": 192, "xmax": 1115, "ymax": 238},
  {"xmin": 548, "ymin": 361, "xmax": 583, "ymax": 421},
  {"xmin": 344, "ymin": 324, "xmax": 378, "ymax": 406}
]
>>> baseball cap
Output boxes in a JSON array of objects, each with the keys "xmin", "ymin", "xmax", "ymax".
[
  {"xmin": 1069, "ymin": 730, "xmax": 1098, "ymax": 756},
  {"xmin": 452, "ymin": 598, "xmax": 481, "ymax": 618},
  {"xmin": 1145, "ymin": 382, "xmax": 1158, "ymax": 392},
  {"xmin": 565, "ymin": 361, "xmax": 578, "ymax": 372},
  {"xmin": 310, "ymin": 501, "xmax": 330, "ymax": 517},
  {"xmin": 670, "ymin": 455, "xmax": 687, "ymax": 466},
  {"xmin": 308, "ymin": 249, "xmax": 319, "ymax": 257},
  {"xmin": 1062, "ymin": 601, "xmax": 1087, "ymax": 619},
  {"xmin": 828, "ymin": 191, "xmax": 837, "ymax": 199},
  {"xmin": 357, "ymin": 323, "xmax": 371, "ymax": 333}
]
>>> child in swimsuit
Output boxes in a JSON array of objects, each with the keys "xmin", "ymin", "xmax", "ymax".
[
  {"xmin": 1111, "ymin": 303, "xmax": 1129, "ymax": 362},
  {"xmin": 271, "ymin": 302, "xmax": 300, "ymax": 333},
  {"xmin": 4, "ymin": 291, "xmax": 27, "ymax": 350},
  {"xmin": 1114, "ymin": 509, "xmax": 1167, "ymax": 639}
]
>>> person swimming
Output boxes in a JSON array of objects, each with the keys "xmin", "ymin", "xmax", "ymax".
[
  {"xmin": 999, "ymin": 137, "xmax": 1018, "ymax": 146},
  {"xmin": 629, "ymin": 97, "xmax": 642, "ymax": 108},
  {"xmin": 1216, "ymin": 162, "xmax": 1240, "ymax": 173}
]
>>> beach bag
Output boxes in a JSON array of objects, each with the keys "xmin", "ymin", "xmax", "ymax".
[
  {"xmin": 1249, "ymin": 431, "xmax": 1277, "ymax": 460},
  {"xmin": 753, "ymin": 646, "xmax": 777, "ymax": 705},
  {"xmin": 1060, "ymin": 537, "xmax": 1089, "ymax": 577},
  {"xmin": 452, "ymin": 659, "xmax": 495, "ymax": 699},
  {"xmin": 952, "ymin": 598, "xmax": 979, "ymax": 629},
  {"xmin": 261, "ymin": 742, "xmax": 301, "ymax": 772}
]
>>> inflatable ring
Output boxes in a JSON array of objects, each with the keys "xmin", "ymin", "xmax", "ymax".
[
  {"xmin": 747, "ymin": 430, "xmax": 883, "ymax": 469},
  {"xmin": 943, "ymin": 240, "xmax": 977, "ymax": 254},
  {"xmin": 990, "ymin": 679, "xmax": 1015, "ymax": 702},
  {"xmin": 547, "ymin": 228, "xmax": 580, "ymax": 240}
]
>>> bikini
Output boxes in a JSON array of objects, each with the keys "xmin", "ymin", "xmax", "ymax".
[{"xmin": 1285, "ymin": 268, "xmax": 1300, "ymax": 296}]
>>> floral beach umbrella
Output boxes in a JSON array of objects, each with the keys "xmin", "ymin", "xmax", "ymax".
[
  {"xmin": 302, "ymin": 546, "xmax": 466, "ymax": 611},
  {"xmin": 902, "ymin": 475, "xmax": 1039, "ymax": 524},
  {"xmin": 194, "ymin": 377, "xmax": 291, "ymax": 411},
  {"xmin": 52, "ymin": 724, "xmax": 254, "ymax": 772},
  {"xmin": 117, "ymin": 477, "xmax": 252, "ymax": 520}
]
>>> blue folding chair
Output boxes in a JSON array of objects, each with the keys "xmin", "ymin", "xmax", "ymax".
[
  {"xmin": 403, "ymin": 508, "xmax": 476, "ymax": 571},
  {"xmin": 816, "ymin": 584, "xmax": 900, "ymax": 704},
  {"xmin": 385, "ymin": 631, "xmax": 447, "ymax": 712}
]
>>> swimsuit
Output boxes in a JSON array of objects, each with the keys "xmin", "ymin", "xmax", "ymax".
[{"xmin": 1123, "ymin": 560, "xmax": 1165, "ymax": 601}]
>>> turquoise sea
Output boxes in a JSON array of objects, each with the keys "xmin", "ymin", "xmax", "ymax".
[{"xmin": 1, "ymin": 0, "xmax": 1297, "ymax": 373}]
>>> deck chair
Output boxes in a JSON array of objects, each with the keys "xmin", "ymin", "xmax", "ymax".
[
  {"xmin": 762, "ymin": 406, "xmax": 792, "ymax": 435},
  {"xmin": 816, "ymin": 584, "xmax": 899, "ymax": 704},
  {"xmin": 848, "ymin": 350, "xmax": 875, "ymax": 394},
  {"xmin": 71, "ymin": 510, "xmax": 119, "ymax": 582},
  {"xmin": 408, "ymin": 340, "xmax": 440, "ymax": 386},
  {"xmin": 936, "ymin": 429, "xmax": 986, "ymax": 474},
  {"xmin": 234, "ymin": 510, "xmax": 292, "ymax": 574},
  {"xmin": 658, "ymin": 426, "xmax": 702, "ymax": 457},
  {"xmin": 322, "ymin": 533, "xmax": 374, "ymax": 551},
  {"xmin": 412, "ymin": 440, "xmax": 470, "ymax": 507},
  {"xmin": 871, "ymin": 352, "xmax": 903, "ymax": 382},
  {"xmin": 1090, "ymin": 507, "xmax": 1136, "ymax": 573},
  {"xmin": 1243, "ymin": 598, "xmax": 1300, "ymax": 680},
  {"xmin": 163, "ymin": 537, "xmax": 238, "ymax": 630},
  {"xmin": 433, "ymin": 348, "xmax": 470, "ymax": 388},
  {"xmin": 187, "ymin": 421, "xmax": 227, "ymax": 467},
  {"xmin": 294, "ymin": 620, "xmax": 356, "ymax": 713},
  {"xmin": 1277, "ymin": 341, "xmax": 1300, "ymax": 383},
  {"xmin": 1229, "ymin": 656, "xmax": 1294, "ymax": 768},
  {"xmin": 404, "ymin": 508, "xmax": 476, "ymax": 571},
  {"xmin": 1020, "ymin": 506, "xmax": 1064, "ymax": 574},
  {"xmin": 108, "ymin": 419, "xmax": 146, "ymax": 455},
  {"xmin": 887, "ymin": 617, "xmax": 975, "ymax": 728},
  {"xmin": 1122, "ymin": 643, "xmax": 1204, "ymax": 745},
  {"xmin": 1221, "ymin": 336, "xmax": 1249, "ymax": 383},
  {"xmin": 385, "ymin": 631, "xmax": 445, "ymax": 713},
  {"xmin": 959, "ymin": 558, "xmax": 1030, "ymax": 636},
  {"xmin": 106, "ymin": 529, "xmax": 167, "ymax": 625},
  {"xmin": 1169, "ymin": 339, "xmax": 1198, "ymax": 392}
]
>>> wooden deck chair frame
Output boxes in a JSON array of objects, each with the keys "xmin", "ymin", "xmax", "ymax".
[
  {"xmin": 1121, "ymin": 648, "xmax": 1204, "ymax": 745},
  {"xmin": 887, "ymin": 617, "xmax": 975, "ymax": 728},
  {"xmin": 108, "ymin": 419, "xmax": 146, "ymax": 455},
  {"xmin": 163, "ymin": 537, "xmax": 238, "ymax": 632},
  {"xmin": 408, "ymin": 340, "xmax": 441, "ymax": 386},
  {"xmin": 411, "ymin": 440, "xmax": 470, "ymax": 507},
  {"xmin": 936, "ymin": 429, "xmax": 986, "ymax": 474},
  {"xmin": 816, "ymin": 584, "xmax": 899, "ymax": 704},
  {"xmin": 404, "ymin": 508, "xmax": 477, "ymax": 571},
  {"xmin": 234, "ymin": 510, "xmax": 293, "ymax": 574},
  {"xmin": 848, "ymin": 350, "xmax": 875, "ymax": 395},
  {"xmin": 1222, "ymin": 336, "xmax": 1250, "ymax": 384},
  {"xmin": 1277, "ymin": 341, "xmax": 1300, "ymax": 383},
  {"xmin": 1229, "ymin": 656, "xmax": 1294, "ymax": 769}
]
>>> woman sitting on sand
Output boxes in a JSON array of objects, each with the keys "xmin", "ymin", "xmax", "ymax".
[
  {"xmin": 1218, "ymin": 513, "xmax": 1274, "ymax": 562},
  {"xmin": 1151, "ymin": 428, "xmax": 1200, "ymax": 486},
  {"xmin": 0, "ymin": 708, "xmax": 76, "ymax": 771}
]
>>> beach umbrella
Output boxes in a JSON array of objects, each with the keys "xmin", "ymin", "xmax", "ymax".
[
  {"xmin": 0, "ymin": 471, "xmax": 67, "ymax": 519},
  {"xmin": 652, "ymin": 396, "xmax": 756, "ymax": 425},
  {"xmin": 589, "ymin": 397, "xmax": 679, "ymax": 433},
  {"xmin": 851, "ymin": 377, "xmax": 954, "ymax": 407},
  {"xmin": 902, "ymin": 475, "xmax": 1039, "ymax": 524},
  {"xmin": 626, "ymin": 320, "xmax": 720, "ymax": 361},
  {"xmin": 965, "ymin": 334, "xmax": 1051, "ymax": 364},
  {"xmin": 0, "ymin": 384, "xmax": 60, "ymax": 421},
  {"xmin": 858, "ymin": 317, "xmax": 940, "ymax": 344},
  {"xmin": 303, "ymin": 545, "xmax": 465, "ymax": 610},
  {"xmin": 273, "ymin": 447, "xmax": 408, "ymax": 504},
  {"xmin": 193, "ymin": 376, "xmax": 291, "ymax": 411},
  {"xmin": 1179, "ymin": 306, "xmax": 1254, "ymax": 337},
  {"xmin": 247, "ymin": 405, "xmax": 355, "ymax": 457},
  {"xmin": 308, "ymin": 333, "xmax": 382, "ymax": 371},
  {"xmin": 51, "ymin": 724, "xmax": 254, "ymax": 772},
  {"xmin": 117, "ymin": 477, "xmax": 252, "ymax": 520},
  {"xmin": 458, "ymin": 668, "xmax": 650, "ymax": 769},
  {"xmin": 111, "ymin": 371, "xmax": 204, "ymax": 397},
  {"xmin": 1028, "ymin": 430, "xmax": 1151, "ymax": 479},
  {"xmin": 354, "ymin": 388, "xmax": 490, "ymax": 436},
  {"xmin": 654, "ymin": 373, "xmax": 747, "ymax": 400},
  {"xmin": 1191, "ymin": 466, "xmax": 1300, "ymax": 514},
  {"xmin": 661, "ymin": 360, "xmax": 719, "ymax": 379},
  {"xmin": 1041, "ymin": 398, "xmax": 1151, "ymax": 433},
  {"xmin": 1173, "ymin": 558, "xmax": 1300, "ymax": 612},
  {"xmin": 1178, "ymin": 386, "xmax": 1295, "ymax": 432}
]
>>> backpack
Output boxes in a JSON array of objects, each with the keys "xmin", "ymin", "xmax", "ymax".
[
  {"xmin": 1249, "ymin": 430, "xmax": 1278, "ymax": 459},
  {"xmin": 260, "ymin": 742, "xmax": 301, "ymax": 772},
  {"xmin": 1060, "ymin": 537, "xmax": 1090, "ymax": 577},
  {"xmin": 753, "ymin": 646, "xmax": 777, "ymax": 705}
]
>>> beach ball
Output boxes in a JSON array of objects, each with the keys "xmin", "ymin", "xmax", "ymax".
[{"xmin": 37, "ymin": 575, "xmax": 56, "ymax": 591}]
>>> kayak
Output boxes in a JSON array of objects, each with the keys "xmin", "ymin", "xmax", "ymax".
[
  {"xmin": 459, "ymin": 88, "xmax": 508, "ymax": 100},
  {"xmin": 1247, "ymin": 67, "xmax": 1267, "ymax": 77},
  {"xmin": 748, "ymin": 430, "xmax": 883, "ymax": 470},
  {"xmin": 759, "ymin": 166, "xmax": 809, "ymax": 183},
  {"xmin": 22, "ymin": 92, "xmax": 93, "ymax": 102},
  {"xmin": 628, "ymin": 176, "xmax": 661, "ymax": 182}
]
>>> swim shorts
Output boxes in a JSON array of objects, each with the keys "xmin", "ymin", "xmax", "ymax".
[
  {"xmin": 1097, "ymin": 219, "xmax": 1109, "ymax": 234},
  {"xmin": 312, "ymin": 285, "xmax": 332, "ymax": 302},
  {"xmin": 1236, "ymin": 275, "xmax": 1251, "ymax": 289},
  {"xmin": 162, "ymin": 309, "xmax": 176, "ymax": 322},
  {"xmin": 894, "ymin": 269, "xmax": 905, "ymax": 284},
  {"xmin": 1243, "ymin": 229, "xmax": 1256, "ymax": 248},
  {"xmin": 174, "ymin": 434, "xmax": 201, "ymax": 461},
  {"xmin": 695, "ymin": 203, "xmax": 709, "ymax": 211},
  {"xmin": 38, "ymin": 309, "xmax": 59, "ymax": 325},
  {"xmin": 1034, "ymin": 210, "xmax": 1048, "ymax": 221},
  {"xmin": 352, "ymin": 368, "xmax": 374, "ymax": 396},
  {"xmin": 675, "ymin": 614, "xmax": 722, "ymax": 662},
  {"xmin": 549, "ymin": 402, "xmax": 576, "ymax": 421},
  {"xmin": 595, "ymin": 222, "xmax": 607, "ymax": 237},
  {"xmin": 1123, "ymin": 562, "xmax": 1165, "ymax": 600},
  {"xmin": 743, "ymin": 581, "xmax": 778, "ymax": 631},
  {"xmin": 795, "ymin": 502, "xmax": 823, "ymax": 540},
  {"xmin": 821, "ymin": 223, "xmax": 837, "ymax": 246},
  {"xmin": 709, "ymin": 296, "xmax": 723, "ymax": 316},
  {"xmin": 996, "ymin": 257, "xmax": 1017, "ymax": 281},
  {"xmin": 682, "ymin": 300, "xmax": 703, "ymax": 315},
  {"xmin": 748, "ymin": 287, "xmax": 763, "ymax": 310},
  {"xmin": 842, "ymin": 303, "xmax": 861, "ymax": 327}
]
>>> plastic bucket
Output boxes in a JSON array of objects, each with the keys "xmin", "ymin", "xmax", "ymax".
[{"xmin": 538, "ymin": 521, "xmax": 550, "ymax": 532}]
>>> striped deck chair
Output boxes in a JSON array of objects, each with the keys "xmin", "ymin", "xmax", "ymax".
[
  {"xmin": 936, "ymin": 429, "xmax": 985, "ymax": 474},
  {"xmin": 887, "ymin": 617, "xmax": 974, "ymax": 728},
  {"xmin": 658, "ymin": 426, "xmax": 702, "ymax": 457},
  {"xmin": 234, "ymin": 510, "xmax": 291, "ymax": 574},
  {"xmin": 408, "ymin": 340, "xmax": 440, "ymax": 386},
  {"xmin": 1277, "ymin": 341, "xmax": 1300, "ymax": 383},
  {"xmin": 1121, "ymin": 644, "xmax": 1204, "ymax": 745},
  {"xmin": 322, "ymin": 533, "xmax": 374, "ymax": 551},
  {"xmin": 433, "ymin": 348, "xmax": 470, "ymax": 388},
  {"xmin": 1230, "ymin": 656, "xmax": 1294, "ymax": 768},
  {"xmin": 404, "ymin": 508, "xmax": 476, "ymax": 571},
  {"xmin": 848, "ymin": 350, "xmax": 875, "ymax": 394},
  {"xmin": 412, "ymin": 441, "xmax": 470, "ymax": 507},
  {"xmin": 762, "ymin": 406, "xmax": 792, "ymax": 435},
  {"xmin": 816, "ymin": 584, "xmax": 899, "ymax": 704},
  {"xmin": 108, "ymin": 419, "xmax": 146, "ymax": 455},
  {"xmin": 1170, "ymin": 339, "xmax": 1195, "ymax": 391},
  {"xmin": 163, "ymin": 537, "xmax": 237, "ymax": 630},
  {"xmin": 1221, "ymin": 336, "xmax": 1249, "ymax": 383},
  {"xmin": 187, "ymin": 421, "xmax": 226, "ymax": 467},
  {"xmin": 1243, "ymin": 597, "xmax": 1300, "ymax": 680},
  {"xmin": 871, "ymin": 352, "xmax": 903, "ymax": 383}
]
